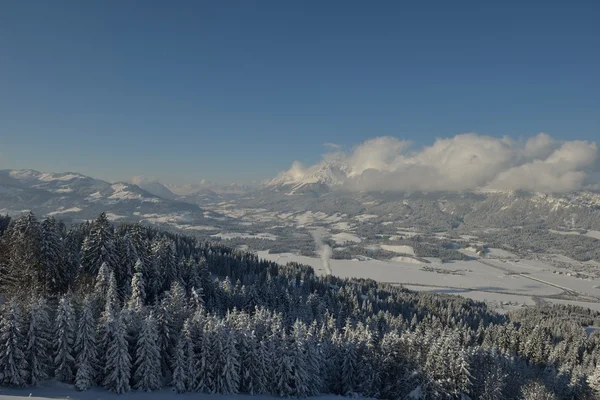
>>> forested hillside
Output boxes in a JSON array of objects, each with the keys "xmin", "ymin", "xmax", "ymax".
[{"xmin": 1, "ymin": 212, "xmax": 600, "ymax": 399}]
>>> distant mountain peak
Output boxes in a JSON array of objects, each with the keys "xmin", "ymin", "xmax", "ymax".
[{"xmin": 265, "ymin": 160, "xmax": 350, "ymax": 194}]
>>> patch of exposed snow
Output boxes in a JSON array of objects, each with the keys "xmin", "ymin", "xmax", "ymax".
[
  {"xmin": 391, "ymin": 256, "xmax": 424, "ymax": 264},
  {"xmin": 38, "ymin": 172, "xmax": 84, "ymax": 182},
  {"xmin": 212, "ymin": 232, "xmax": 278, "ymax": 241},
  {"xmin": 331, "ymin": 232, "xmax": 361, "ymax": 244},
  {"xmin": 53, "ymin": 187, "xmax": 74, "ymax": 193},
  {"xmin": 354, "ymin": 214, "xmax": 378, "ymax": 222},
  {"xmin": 105, "ymin": 213, "xmax": 126, "ymax": 221},
  {"xmin": 180, "ymin": 225, "xmax": 218, "ymax": 231},
  {"xmin": 380, "ymin": 244, "xmax": 415, "ymax": 255},
  {"xmin": 585, "ymin": 230, "xmax": 600, "ymax": 240},
  {"xmin": 47, "ymin": 207, "xmax": 82, "ymax": 216}
]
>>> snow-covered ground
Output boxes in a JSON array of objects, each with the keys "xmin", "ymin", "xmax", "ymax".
[
  {"xmin": 0, "ymin": 384, "xmax": 366, "ymax": 400},
  {"xmin": 380, "ymin": 244, "xmax": 415, "ymax": 255},
  {"xmin": 256, "ymin": 250, "xmax": 600, "ymax": 312},
  {"xmin": 47, "ymin": 207, "xmax": 82, "ymax": 216},
  {"xmin": 330, "ymin": 232, "xmax": 361, "ymax": 244},
  {"xmin": 212, "ymin": 232, "xmax": 278, "ymax": 241}
]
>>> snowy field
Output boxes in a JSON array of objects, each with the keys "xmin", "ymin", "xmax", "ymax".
[
  {"xmin": 257, "ymin": 250, "xmax": 600, "ymax": 312},
  {"xmin": 0, "ymin": 385, "xmax": 366, "ymax": 400},
  {"xmin": 212, "ymin": 232, "xmax": 278, "ymax": 241}
]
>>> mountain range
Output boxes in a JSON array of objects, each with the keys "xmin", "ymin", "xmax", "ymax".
[{"xmin": 1, "ymin": 167, "xmax": 600, "ymax": 234}]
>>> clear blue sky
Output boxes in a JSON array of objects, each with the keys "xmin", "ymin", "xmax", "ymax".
[{"xmin": 1, "ymin": 0, "xmax": 598, "ymax": 184}]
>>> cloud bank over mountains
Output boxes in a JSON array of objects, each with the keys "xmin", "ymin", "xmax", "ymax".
[{"xmin": 272, "ymin": 133, "xmax": 599, "ymax": 193}]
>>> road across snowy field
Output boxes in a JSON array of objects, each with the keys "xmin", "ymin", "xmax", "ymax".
[{"xmin": 0, "ymin": 385, "xmax": 371, "ymax": 400}]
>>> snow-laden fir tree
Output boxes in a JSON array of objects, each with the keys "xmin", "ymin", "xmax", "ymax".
[
  {"xmin": 180, "ymin": 317, "xmax": 198, "ymax": 392},
  {"xmin": 290, "ymin": 320, "xmax": 311, "ymax": 398},
  {"xmin": 93, "ymin": 261, "xmax": 111, "ymax": 309},
  {"xmin": 520, "ymin": 380, "xmax": 558, "ymax": 400},
  {"xmin": 0, "ymin": 299, "xmax": 28, "ymax": 386},
  {"xmin": 54, "ymin": 295, "xmax": 75, "ymax": 383},
  {"xmin": 97, "ymin": 271, "xmax": 120, "ymax": 382},
  {"xmin": 195, "ymin": 321, "xmax": 215, "ymax": 393},
  {"xmin": 2, "ymin": 212, "xmax": 42, "ymax": 295},
  {"xmin": 273, "ymin": 331, "xmax": 294, "ymax": 397},
  {"xmin": 25, "ymin": 296, "xmax": 52, "ymax": 385},
  {"xmin": 171, "ymin": 334, "xmax": 188, "ymax": 393},
  {"xmin": 40, "ymin": 217, "xmax": 67, "ymax": 295},
  {"xmin": 133, "ymin": 314, "xmax": 162, "ymax": 391},
  {"xmin": 103, "ymin": 312, "xmax": 131, "ymax": 394},
  {"xmin": 215, "ymin": 323, "xmax": 240, "ymax": 394},
  {"xmin": 127, "ymin": 259, "xmax": 145, "ymax": 312},
  {"xmin": 74, "ymin": 296, "xmax": 98, "ymax": 391},
  {"xmin": 587, "ymin": 364, "xmax": 600, "ymax": 397},
  {"xmin": 81, "ymin": 212, "xmax": 116, "ymax": 277}
]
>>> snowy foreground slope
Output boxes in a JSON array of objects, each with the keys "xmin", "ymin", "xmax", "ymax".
[{"xmin": 0, "ymin": 385, "xmax": 370, "ymax": 400}]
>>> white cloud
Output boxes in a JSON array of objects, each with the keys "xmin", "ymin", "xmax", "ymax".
[
  {"xmin": 275, "ymin": 133, "xmax": 599, "ymax": 193},
  {"xmin": 323, "ymin": 142, "xmax": 342, "ymax": 150}
]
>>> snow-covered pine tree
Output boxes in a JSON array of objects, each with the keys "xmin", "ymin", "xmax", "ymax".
[
  {"xmin": 216, "ymin": 323, "xmax": 240, "ymax": 394},
  {"xmin": 127, "ymin": 259, "xmax": 146, "ymax": 312},
  {"xmin": 74, "ymin": 296, "xmax": 98, "ymax": 391},
  {"xmin": 341, "ymin": 339, "xmax": 358, "ymax": 395},
  {"xmin": 290, "ymin": 319, "xmax": 311, "ymax": 398},
  {"xmin": 40, "ymin": 217, "xmax": 67, "ymax": 295},
  {"xmin": 114, "ymin": 233, "xmax": 136, "ymax": 299},
  {"xmin": 133, "ymin": 314, "xmax": 162, "ymax": 391},
  {"xmin": 153, "ymin": 237, "xmax": 178, "ymax": 292},
  {"xmin": 171, "ymin": 334, "xmax": 187, "ymax": 393},
  {"xmin": 93, "ymin": 261, "xmax": 111, "ymax": 310},
  {"xmin": 3, "ymin": 212, "xmax": 43, "ymax": 295},
  {"xmin": 25, "ymin": 296, "xmax": 52, "ymax": 385},
  {"xmin": 190, "ymin": 286, "xmax": 205, "ymax": 312},
  {"xmin": 587, "ymin": 364, "xmax": 600, "ymax": 397},
  {"xmin": 520, "ymin": 380, "xmax": 558, "ymax": 400},
  {"xmin": 97, "ymin": 272, "xmax": 120, "ymax": 382},
  {"xmin": 103, "ymin": 312, "xmax": 131, "ymax": 394},
  {"xmin": 0, "ymin": 299, "xmax": 28, "ymax": 386},
  {"xmin": 54, "ymin": 295, "xmax": 76, "ymax": 383},
  {"xmin": 81, "ymin": 212, "xmax": 117, "ymax": 278},
  {"xmin": 195, "ymin": 320, "xmax": 215, "ymax": 393}
]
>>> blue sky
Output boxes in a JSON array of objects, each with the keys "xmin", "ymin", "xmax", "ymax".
[{"xmin": 1, "ymin": 0, "xmax": 598, "ymax": 184}]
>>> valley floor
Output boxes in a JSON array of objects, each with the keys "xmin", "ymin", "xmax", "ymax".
[{"xmin": 257, "ymin": 251, "xmax": 600, "ymax": 312}]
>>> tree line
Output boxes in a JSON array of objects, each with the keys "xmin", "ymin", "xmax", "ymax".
[{"xmin": 1, "ymin": 212, "xmax": 600, "ymax": 399}]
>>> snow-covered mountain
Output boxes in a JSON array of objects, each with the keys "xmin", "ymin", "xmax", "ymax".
[
  {"xmin": 0, "ymin": 169, "xmax": 226, "ymax": 230},
  {"xmin": 265, "ymin": 161, "xmax": 350, "ymax": 195},
  {"xmin": 131, "ymin": 176, "xmax": 178, "ymax": 200}
]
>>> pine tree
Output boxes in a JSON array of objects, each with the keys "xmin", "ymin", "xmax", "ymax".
[
  {"xmin": 587, "ymin": 364, "xmax": 600, "ymax": 397},
  {"xmin": 54, "ymin": 295, "xmax": 76, "ymax": 383},
  {"xmin": 81, "ymin": 212, "xmax": 117, "ymax": 277},
  {"xmin": 133, "ymin": 314, "xmax": 162, "ymax": 391},
  {"xmin": 25, "ymin": 296, "xmax": 52, "ymax": 385},
  {"xmin": 274, "ymin": 332, "xmax": 294, "ymax": 397},
  {"xmin": 521, "ymin": 380, "xmax": 558, "ymax": 400},
  {"xmin": 103, "ymin": 312, "xmax": 131, "ymax": 394},
  {"xmin": 93, "ymin": 261, "xmax": 111, "ymax": 308},
  {"xmin": 75, "ymin": 296, "xmax": 98, "ymax": 391},
  {"xmin": 290, "ymin": 320, "xmax": 310, "ymax": 398},
  {"xmin": 217, "ymin": 324, "xmax": 240, "ymax": 394},
  {"xmin": 40, "ymin": 217, "xmax": 67, "ymax": 294},
  {"xmin": 0, "ymin": 299, "xmax": 28, "ymax": 386},
  {"xmin": 97, "ymin": 272, "xmax": 120, "ymax": 382},
  {"xmin": 127, "ymin": 259, "xmax": 146, "ymax": 311},
  {"xmin": 171, "ymin": 334, "xmax": 188, "ymax": 393},
  {"xmin": 3, "ymin": 212, "xmax": 43, "ymax": 295},
  {"xmin": 195, "ymin": 322, "xmax": 215, "ymax": 393}
]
